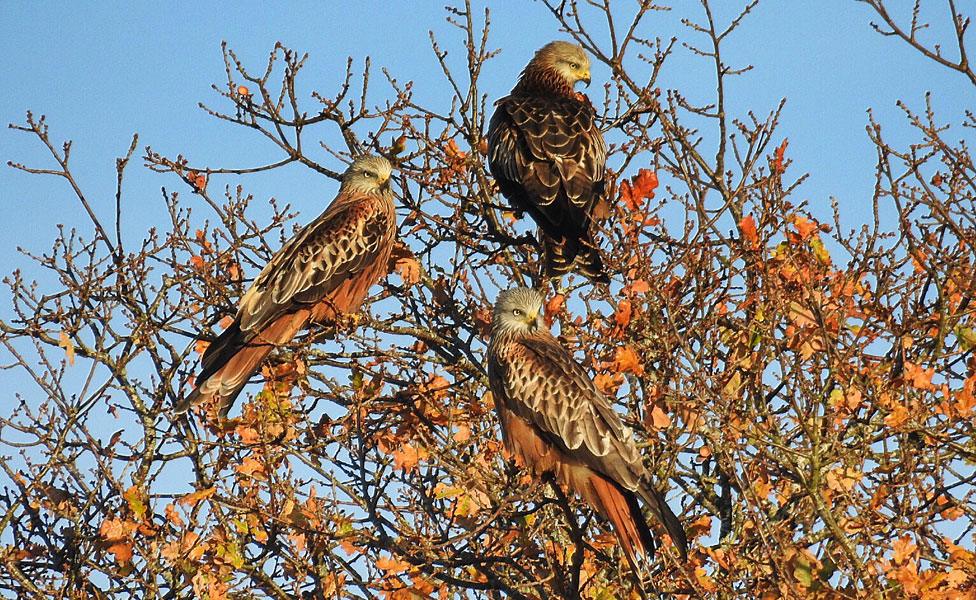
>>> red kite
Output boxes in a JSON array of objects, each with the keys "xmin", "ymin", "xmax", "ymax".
[
  {"xmin": 486, "ymin": 287, "xmax": 687, "ymax": 570},
  {"xmin": 178, "ymin": 155, "xmax": 397, "ymax": 417},
  {"xmin": 487, "ymin": 41, "xmax": 609, "ymax": 282}
]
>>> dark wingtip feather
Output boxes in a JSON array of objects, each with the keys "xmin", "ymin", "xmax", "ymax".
[{"xmin": 644, "ymin": 486, "xmax": 689, "ymax": 561}]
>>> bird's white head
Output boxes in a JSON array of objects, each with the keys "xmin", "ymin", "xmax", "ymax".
[
  {"xmin": 340, "ymin": 155, "xmax": 393, "ymax": 195},
  {"xmin": 532, "ymin": 41, "xmax": 591, "ymax": 88},
  {"xmin": 492, "ymin": 287, "xmax": 546, "ymax": 334}
]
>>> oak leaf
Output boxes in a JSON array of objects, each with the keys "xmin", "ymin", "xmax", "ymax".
[
  {"xmin": 58, "ymin": 330, "xmax": 76, "ymax": 366},
  {"xmin": 393, "ymin": 444, "xmax": 427, "ymax": 472},
  {"xmin": 395, "ymin": 255, "xmax": 422, "ymax": 286},
  {"xmin": 646, "ymin": 404, "xmax": 671, "ymax": 430},
  {"xmin": 612, "ymin": 345, "xmax": 643, "ymax": 375},
  {"xmin": 739, "ymin": 215, "xmax": 759, "ymax": 250},
  {"xmin": 377, "ymin": 555, "xmax": 412, "ymax": 574}
]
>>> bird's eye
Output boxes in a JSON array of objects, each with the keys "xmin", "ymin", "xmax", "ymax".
[
  {"xmin": 512, "ymin": 309, "xmax": 523, "ymax": 317},
  {"xmin": 364, "ymin": 171, "xmax": 375, "ymax": 178},
  {"xmin": 570, "ymin": 62, "xmax": 580, "ymax": 69}
]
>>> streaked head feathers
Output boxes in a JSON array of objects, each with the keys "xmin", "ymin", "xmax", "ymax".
[
  {"xmin": 525, "ymin": 41, "xmax": 591, "ymax": 87},
  {"xmin": 341, "ymin": 155, "xmax": 393, "ymax": 195},
  {"xmin": 492, "ymin": 287, "xmax": 545, "ymax": 333}
]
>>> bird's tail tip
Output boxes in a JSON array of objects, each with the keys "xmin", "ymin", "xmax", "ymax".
[
  {"xmin": 171, "ymin": 387, "xmax": 201, "ymax": 416},
  {"xmin": 542, "ymin": 235, "xmax": 609, "ymax": 283},
  {"xmin": 647, "ymin": 486, "xmax": 689, "ymax": 561},
  {"xmin": 586, "ymin": 476, "xmax": 657, "ymax": 575}
]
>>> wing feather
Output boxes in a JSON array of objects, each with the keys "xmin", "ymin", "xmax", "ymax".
[
  {"xmin": 237, "ymin": 196, "xmax": 391, "ymax": 334},
  {"xmin": 488, "ymin": 95, "xmax": 606, "ymax": 215},
  {"xmin": 491, "ymin": 332, "xmax": 645, "ymax": 491}
]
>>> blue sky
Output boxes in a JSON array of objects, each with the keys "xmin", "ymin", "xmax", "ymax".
[{"xmin": 2, "ymin": 1, "xmax": 972, "ymax": 267}]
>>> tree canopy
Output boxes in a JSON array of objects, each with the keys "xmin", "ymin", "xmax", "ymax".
[{"xmin": 1, "ymin": 1, "xmax": 975, "ymax": 598}]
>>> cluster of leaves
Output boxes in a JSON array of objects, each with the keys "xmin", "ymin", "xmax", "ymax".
[{"xmin": 1, "ymin": 1, "xmax": 975, "ymax": 598}]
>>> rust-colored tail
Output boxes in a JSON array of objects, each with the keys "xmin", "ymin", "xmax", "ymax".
[
  {"xmin": 585, "ymin": 474, "xmax": 658, "ymax": 572},
  {"xmin": 175, "ymin": 311, "xmax": 310, "ymax": 417}
]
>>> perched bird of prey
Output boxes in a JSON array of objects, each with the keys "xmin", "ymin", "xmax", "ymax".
[
  {"xmin": 486, "ymin": 287, "xmax": 687, "ymax": 570},
  {"xmin": 177, "ymin": 156, "xmax": 397, "ymax": 417},
  {"xmin": 487, "ymin": 41, "xmax": 609, "ymax": 282}
]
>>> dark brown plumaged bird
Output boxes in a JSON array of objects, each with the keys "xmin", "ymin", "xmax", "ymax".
[
  {"xmin": 486, "ymin": 288, "xmax": 687, "ymax": 571},
  {"xmin": 487, "ymin": 41, "xmax": 609, "ymax": 282},
  {"xmin": 177, "ymin": 156, "xmax": 397, "ymax": 417}
]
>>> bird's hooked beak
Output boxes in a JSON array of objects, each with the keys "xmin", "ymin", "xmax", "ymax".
[
  {"xmin": 379, "ymin": 174, "xmax": 391, "ymax": 192},
  {"xmin": 523, "ymin": 308, "xmax": 542, "ymax": 330},
  {"xmin": 581, "ymin": 71, "xmax": 591, "ymax": 87}
]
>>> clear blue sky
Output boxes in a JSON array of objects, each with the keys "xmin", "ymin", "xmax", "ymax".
[
  {"xmin": 1, "ymin": 1, "xmax": 971, "ymax": 262},
  {"xmin": 0, "ymin": 2, "xmax": 972, "ymax": 376}
]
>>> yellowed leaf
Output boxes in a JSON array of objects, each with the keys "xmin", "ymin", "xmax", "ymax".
[
  {"xmin": 393, "ymin": 444, "xmax": 428, "ymax": 472},
  {"xmin": 377, "ymin": 554, "xmax": 412, "ymax": 574},
  {"xmin": 178, "ymin": 487, "xmax": 216, "ymax": 508},
  {"xmin": 58, "ymin": 330, "xmax": 75, "ymax": 365},
  {"xmin": 647, "ymin": 404, "xmax": 671, "ymax": 430}
]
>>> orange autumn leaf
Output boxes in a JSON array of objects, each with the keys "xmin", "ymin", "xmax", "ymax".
[
  {"xmin": 393, "ymin": 444, "xmax": 428, "ymax": 472},
  {"xmin": 390, "ymin": 134, "xmax": 408, "ymax": 156},
  {"xmin": 395, "ymin": 255, "xmax": 421, "ymax": 286},
  {"xmin": 445, "ymin": 139, "xmax": 465, "ymax": 159},
  {"xmin": 773, "ymin": 138, "xmax": 789, "ymax": 173},
  {"xmin": 619, "ymin": 169, "xmax": 658, "ymax": 211},
  {"xmin": 227, "ymin": 262, "xmax": 241, "ymax": 281},
  {"xmin": 614, "ymin": 298, "xmax": 632, "ymax": 329},
  {"xmin": 218, "ymin": 315, "xmax": 235, "ymax": 329},
  {"xmin": 793, "ymin": 216, "xmax": 818, "ymax": 240},
  {"xmin": 194, "ymin": 339, "xmax": 210, "ymax": 355},
  {"xmin": 612, "ymin": 345, "xmax": 644, "ymax": 375},
  {"xmin": 593, "ymin": 372, "xmax": 621, "ymax": 395},
  {"xmin": 452, "ymin": 424, "xmax": 471, "ymax": 443},
  {"xmin": 178, "ymin": 487, "xmax": 216, "ymax": 508},
  {"xmin": 164, "ymin": 503, "xmax": 185, "ymax": 527},
  {"xmin": 629, "ymin": 279, "xmax": 650, "ymax": 294},
  {"xmin": 58, "ymin": 330, "xmax": 75, "ymax": 366},
  {"xmin": 237, "ymin": 457, "xmax": 266, "ymax": 479},
  {"xmin": 647, "ymin": 404, "xmax": 671, "ymax": 430},
  {"xmin": 632, "ymin": 169, "xmax": 658, "ymax": 200},
  {"xmin": 190, "ymin": 255, "xmax": 205, "ymax": 270},
  {"xmin": 544, "ymin": 294, "xmax": 565, "ymax": 326},
  {"xmin": 188, "ymin": 171, "xmax": 207, "ymax": 192},
  {"xmin": 903, "ymin": 361, "xmax": 935, "ymax": 390},
  {"xmin": 687, "ymin": 515, "xmax": 713, "ymax": 539},
  {"xmin": 377, "ymin": 554, "xmax": 413, "ymax": 574},
  {"xmin": 892, "ymin": 535, "xmax": 917, "ymax": 565},
  {"xmin": 739, "ymin": 215, "xmax": 759, "ymax": 250},
  {"xmin": 106, "ymin": 539, "xmax": 134, "ymax": 565},
  {"xmin": 885, "ymin": 403, "xmax": 909, "ymax": 428},
  {"xmin": 236, "ymin": 85, "xmax": 251, "ymax": 97},
  {"xmin": 825, "ymin": 466, "xmax": 861, "ymax": 493},
  {"xmin": 99, "ymin": 518, "xmax": 137, "ymax": 565}
]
